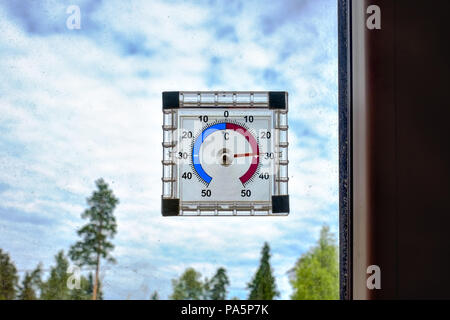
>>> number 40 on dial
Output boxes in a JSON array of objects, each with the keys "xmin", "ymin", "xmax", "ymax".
[{"xmin": 161, "ymin": 91, "xmax": 289, "ymax": 216}]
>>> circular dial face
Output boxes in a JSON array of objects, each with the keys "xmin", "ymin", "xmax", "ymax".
[
  {"xmin": 192, "ymin": 121, "xmax": 260, "ymax": 186},
  {"xmin": 177, "ymin": 110, "xmax": 273, "ymax": 203}
]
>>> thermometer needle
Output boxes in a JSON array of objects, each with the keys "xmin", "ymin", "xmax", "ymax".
[{"xmin": 234, "ymin": 153, "xmax": 259, "ymax": 158}]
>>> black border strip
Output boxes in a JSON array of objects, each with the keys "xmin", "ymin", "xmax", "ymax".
[{"xmin": 338, "ymin": 0, "xmax": 353, "ymax": 300}]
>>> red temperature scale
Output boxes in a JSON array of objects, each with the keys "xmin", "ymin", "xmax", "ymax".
[{"xmin": 161, "ymin": 91, "xmax": 289, "ymax": 216}]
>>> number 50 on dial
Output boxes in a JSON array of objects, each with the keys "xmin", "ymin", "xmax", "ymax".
[{"xmin": 162, "ymin": 91, "xmax": 289, "ymax": 216}]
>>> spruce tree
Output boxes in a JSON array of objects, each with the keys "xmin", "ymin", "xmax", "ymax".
[
  {"xmin": 208, "ymin": 267, "xmax": 230, "ymax": 300},
  {"xmin": 40, "ymin": 251, "xmax": 71, "ymax": 300},
  {"xmin": 0, "ymin": 249, "xmax": 19, "ymax": 300},
  {"xmin": 18, "ymin": 263, "xmax": 42, "ymax": 300},
  {"xmin": 247, "ymin": 242, "xmax": 279, "ymax": 300},
  {"xmin": 69, "ymin": 178, "xmax": 119, "ymax": 300}
]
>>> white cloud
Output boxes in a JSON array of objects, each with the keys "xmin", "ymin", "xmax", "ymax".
[{"xmin": 0, "ymin": 0, "xmax": 338, "ymax": 299}]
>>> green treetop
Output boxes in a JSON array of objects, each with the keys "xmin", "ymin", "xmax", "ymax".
[
  {"xmin": 0, "ymin": 249, "xmax": 19, "ymax": 300},
  {"xmin": 18, "ymin": 263, "xmax": 42, "ymax": 300},
  {"xmin": 69, "ymin": 178, "xmax": 119, "ymax": 300},
  {"xmin": 170, "ymin": 268, "xmax": 204, "ymax": 300},
  {"xmin": 247, "ymin": 242, "xmax": 279, "ymax": 300},
  {"xmin": 207, "ymin": 267, "xmax": 230, "ymax": 300},
  {"xmin": 290, "ymin": 225, "xmax": 339, "ymax": 300},
  {"xmin": 40, "ymin": 251, "xmax": 71, "ymax": 300},
  {"xmin": 69, "ymin": 272, "xmax": 103, "ymax": 300},
  {"xmin": 150, "ymin": 290, "xmax": 159, "ymax": 300}
]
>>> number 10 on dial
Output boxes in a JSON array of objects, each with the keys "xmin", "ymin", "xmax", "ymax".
[{"xmin": 162, "ymin": 91, "xmax": 289, "ymax": 216}]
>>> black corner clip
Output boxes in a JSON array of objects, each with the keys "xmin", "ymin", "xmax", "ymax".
[
  {"xmin": 161, "ymin": 198, "xmax": 180, "ymax": 216},
  {"xmin": 272, "ymin": 195, "xmax": 290, "ymax": 214},
  {"xmin": 268, "ymin": 91, "xmax": 288, "ymax": 110},
  {"xmin": 162, "ymin": 91, "xmax": 180, "ymax": 109}
]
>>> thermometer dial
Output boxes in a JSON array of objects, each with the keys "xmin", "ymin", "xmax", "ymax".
[
  {"xmin": 177, "ymin": 111, "xmax": 273, "ymax": 203},
  {"xmin": 161, "ymin": 91, "xmax": 289, "ymax": 216},
  {"xmin": 191, "ymin": 121, "xmax": 260, "ymax": 186}
]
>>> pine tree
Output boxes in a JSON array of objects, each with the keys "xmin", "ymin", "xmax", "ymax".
[
  {"xmin": 170, "ymin": 268, "xmax": 204, "ymax": 300},
  {"xmin": 0, "ymin": 249, "xmax": 19, "ymax": 300},
  {"xmin": 40, "ymin": 251, "xmax": 71, "ymax": 300},
  {"xmin": 247, "ymin": 242, "xmax": 279, "ymax": 300},
  {"xmin": 290, "ymin": 225, "xmax": 339, "ymax": 300},
  {"xmin": 69, "ymin": 178, "xmax": 119, "ymax": 300},
  {"xmin": 18, "ymin": 263, "xmax": 42, "ymax": 300},
  {"xmin": 208, "ymin": 267, "xmax": 230, "ymax": 300}
]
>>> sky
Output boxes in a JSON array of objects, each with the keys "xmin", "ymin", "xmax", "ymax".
[{"xmin": 0, "ymin": 0, "xmax": 338, "ymax": 299}]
